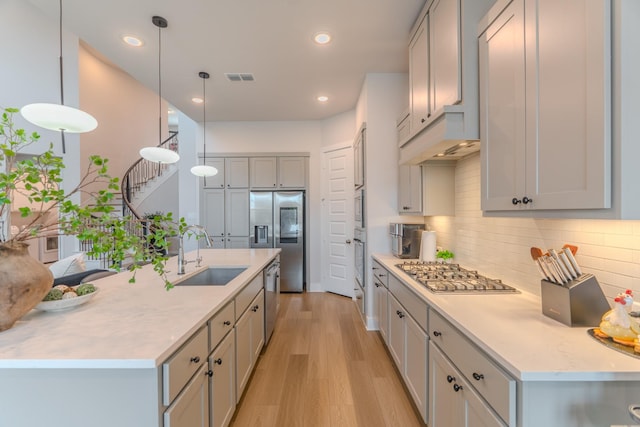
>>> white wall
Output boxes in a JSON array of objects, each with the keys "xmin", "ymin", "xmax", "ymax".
[
  {"xmin": 0, "ymin": 0, "xmax": 81, "ymax": 256},
  {"xmin": 79, "ymin": 45, "xmax": 169, "ymax": 189},
  {"xmin": 429, "ymin": 152, "xmax": 640, "ymax": 303}
]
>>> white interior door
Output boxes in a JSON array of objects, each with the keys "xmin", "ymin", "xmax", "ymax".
[{"xmin": 321, "ymin": 144, "xmax": 355, "ymax": 297}]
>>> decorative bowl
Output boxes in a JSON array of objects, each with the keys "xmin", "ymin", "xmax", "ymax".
[{"xmin": 35, "ymin": 287, "xmax": 99, "ymax": 312}]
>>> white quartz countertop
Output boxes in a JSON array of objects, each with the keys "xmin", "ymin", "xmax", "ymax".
[
  {"xmin": 0, "ymin": 249, "xmax": 280, "ymax": 370},
  {"xmin": 373, "ymin": 254, "xmax": 640, "ymax": 382}
]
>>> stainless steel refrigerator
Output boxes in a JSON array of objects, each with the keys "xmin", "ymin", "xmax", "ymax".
[{"xmin": 250, "ymin": 191, "xmax": 305, "ymax": 292}]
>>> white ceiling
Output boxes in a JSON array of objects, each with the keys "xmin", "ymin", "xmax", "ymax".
[{"xmin": 28, "ymin": 0, "xmax": 425, "ymax": 122}]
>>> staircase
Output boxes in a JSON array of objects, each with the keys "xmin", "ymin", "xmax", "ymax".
[{"xmin": 80, "ymin": 132, "xmax": 180, "ymax": 269}]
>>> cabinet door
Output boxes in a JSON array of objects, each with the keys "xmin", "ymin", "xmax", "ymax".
[
  {"xmin": 278, "ymin": 157, "xmax": 306, "ymax": 189},
  {"xmin": 225, "ymin": 189, "xmax": 249, "ymax": 236},
  {"xmin": 479, "ymin": 0, "xmax": 527, "ymax": 211},
  {"xmin": 398, "ymin": 165, "xmax": 423, "ymax": 214},
  {"xmin": 225, "ymin": 158, "xmax": 249, "ymax": 188},
  {"xmin": 429, "ymin": 0, "xmax": 461, "ymax": 113},
  {"xmin": 203, "ymin": 158, "xmax": 225, "ymax": 189},
  {"xmin": 164, "ymin": 365, "xmax": 210, "ymax": 427},
  {"xmin": 250, "ymin": 157, "xmax": 277, "ymax": 189},
  {"xmin": 202, "ymin": 189, "xmax": 226, "ymax": 241},
  {"xmin": 409, "ymin": 15, "xmax": 430, "ymax": 132},
  {"xmin": 374, "ymin": 280, "xmax": 388, "ymax": 344},
  {"xmin": 524, "ymin": 0, "xmax": 611, "ymax": 210},
  {"xmin": 250, "ymin": 290, "xmax": 265, "ymax": 363},
  {"xmin": 405, "ymin": 314, "xmax": 428, "ymax": 423},
  {"xmin": 225, "ymin": 237, "xmax": 250, "ymax": 249},
  {"xmin": 429, "ymin": 343, "xmax": 463, "ymax": 427},
  {"xmin": 387, "ymin": 294, "xmax": 405, "ymax": 370},
  {"xmin": 235, "ymin": 309, "xmax": 252, "ymax": 403},
  {"xmin": 209, "ymin": 332, "xmax": 236, "ymax": 427}
]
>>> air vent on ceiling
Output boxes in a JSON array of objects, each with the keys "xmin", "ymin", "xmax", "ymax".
[{"xmin": 225, "ymin": 73, "xmax": 255, "ymax": 82}]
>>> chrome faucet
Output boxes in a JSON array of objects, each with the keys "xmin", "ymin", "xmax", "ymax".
[{"xmin": 177, "ymin": 224, "xmax": 212, "ymax": 275}]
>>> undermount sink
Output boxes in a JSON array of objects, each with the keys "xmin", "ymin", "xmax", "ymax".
[{"xmin": 176, "ymin": 267, "xmax": 247, "ymax": 286}]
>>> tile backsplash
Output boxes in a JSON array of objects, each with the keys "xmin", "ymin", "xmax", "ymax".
[{"xmin": 428, "ymin": 152, "xmax": 639, "ymax": 302}]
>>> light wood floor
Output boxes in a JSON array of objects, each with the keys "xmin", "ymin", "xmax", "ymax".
[{"xmin": 230, "ymin": 292, "xmax": 425, "ymax": 427}]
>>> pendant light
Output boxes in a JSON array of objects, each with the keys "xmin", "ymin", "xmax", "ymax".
[
  {"xmin": 139, "ymin": 16, "xmax": 180, "ymax": 164},
  {"xmin": 20, "ymin": 0, "xmax": 98, "ymax": 154},
  {"xmin": 190, "ymin": 72, "xmax": 218, "ymax": 177}
]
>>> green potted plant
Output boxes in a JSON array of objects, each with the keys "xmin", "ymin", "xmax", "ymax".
[
  {"xmin": 436, "ymin": 249, "xmax": 454, "ymax": 263},
  {"xmin": 0, "ymin": 107, "xmax": 183, "ymax": 331}
]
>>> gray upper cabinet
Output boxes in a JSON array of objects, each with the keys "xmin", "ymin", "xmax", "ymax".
[
  {"xmin": 398, "ymin": 165, "xmax": 423, "ymax": 215},
  {"xmin": 429, "ymin": 0, "xmax": 461, "ymax": 113},
  {"xmin": 278, "ymin": 157, "xmax": 307, "ymax": 189},
  {"xmin": 250, "ymin": 157, "xmax": 277, "ymax": 189},
  {"xmin": 479, "ymin": 0, "xmax": 611, "ymax": 212},
  {"xmin": 203, "ymin": 158, "xmax": 226, "ymax": 189},
  {"xmin": 203, "ymin": 158, "xmax": 249, "ymax": 189},
  {"xmin": 409, "ymin": 14, "xmax": 430, "ymax": 135}
]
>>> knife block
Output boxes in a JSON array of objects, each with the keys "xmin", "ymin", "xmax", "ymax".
[{"xmin": 540, "ymin": 274, "xmax": 610, "ymax": 327}]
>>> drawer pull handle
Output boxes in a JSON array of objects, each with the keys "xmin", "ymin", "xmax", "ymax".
[
  {"xmin": 190, "ymin": 356, "xmax": 201, "ymax": 364},
  {"xmin": 214, "ymin": 358, "xmax": 223, "ymax": 365},
  {"xmin": 472, "ymin": 372, "xmax": 484, "ymax": 381},
  {"xmin": 206, "ymin": 370, "xmax": 213, "ymax": 377},
  {"xmin": 433, "ymin": 331, "xmax": 442, "ymax": 337},
  {"xmin": 447, "ymin": 375, "xmax": 455, "ymax": 383},
  {"xmin": 453, "ymin": 383, "xmax": 463, "ymax": 392},
  {"xmin": 223, "ymin": 320, "xmax": 231, "ymax": 326}
]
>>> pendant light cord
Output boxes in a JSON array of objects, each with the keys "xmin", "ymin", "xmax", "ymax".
[
  {"xmin": 202, "ymin": 74, "xmax": 206, "ymax": 163},
  {"xmin": 158, "ymin": 21, "xmax": 162, "ymax": 146},
  {"xmin": 59, "ymin": 0, "xmax": 66, "ymax": 153}
]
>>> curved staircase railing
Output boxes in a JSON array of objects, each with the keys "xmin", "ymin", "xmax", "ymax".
[{"xmin": 80, "ymin": 131, "xmax": 179, "ymax": 268}]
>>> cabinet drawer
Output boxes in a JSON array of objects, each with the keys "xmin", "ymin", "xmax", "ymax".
[
  {"xmin": 163, "ymin": 326, "xmax": 208, "ymax": 406},
  {"xmin": 163, "ymin": 364, "xmax": 209, "ymax": 427},
  {"xmin": 371, "ymin": 260, "xmax": 389, "ymax": 288},
  {"xmin": 389, "ymin": 274, "xmax": 427, "ymax": 331},
  {"xmin": 208, "ymin": 301, "xmax": 235, "ymax": 352},
  {"xmin": 429, "ymin": 310, "xmax": 515, "ymax": 425},
  {"xmin": 235, "ymin": 274, "xmax": 263, "ymax": 320}
]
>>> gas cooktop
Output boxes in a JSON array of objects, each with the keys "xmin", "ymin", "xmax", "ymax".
[{"xmin": 395, "ymin": 261, "xmax": 519, "ymax": 294}]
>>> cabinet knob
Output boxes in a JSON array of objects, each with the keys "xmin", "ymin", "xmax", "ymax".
[
  {"xmin": 433, "ymin": 331, "xmax": 442, "ymax": 337},
  {"xmin": 346, "ymin": 239, "xmax": 351, "ymax": 244},
  {"xmin": 214, "ymin": 358, "xmax": 223, "ymax": 365},
  {"xmin": 251, "ymin": 305, "xmax": 259, "ymax": 312},
  {"xmin": 397, "ymin": 311, "xmax": 405, "ymax": 319},
  {"xmin": 421, "ymin": 118, "xmax": 426, "ymax": 123},
  {"xmin": 522, "ymin": 196, "xmax": 533, "ymax": 204},
  {"xmin": 206, "ymin": 370, "xmax": 213, "ymax": 377},
  {"xmin": 375, "ymin": 283, "xmax": 380, "ymax": 288},
  {"xmin": 190, "ymin": 356, "xmax": 201, "ymax": 364},
  {"xmin": 220, "ymin": 184, "xmax": 224, "ymax": 188},
  {"xmin": 472, "ymin": 372, "xmax": 484, "ymax": 381},
  {"xmin": 453, "ymin": 383, "xmax": 463, "ymax": 392},
  {"xmin": 223, "ymin": 320, "xmax": 231, "ymax": 326},
  {"xmin": 512, "ymin": 198, "xmax": 522, "ymax": 205},
  {"xmin": 447, "ymin": 375, "xmax": 455, "ymax": 383}
]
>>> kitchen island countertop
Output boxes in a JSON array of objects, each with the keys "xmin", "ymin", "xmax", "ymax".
[
  {"xmin": 0, "ymin": 248, "xmax": 280, "ymax": 369},
  {"xmin": 373, "ymin": 254, "xmax": 640, "ymax": 382}
]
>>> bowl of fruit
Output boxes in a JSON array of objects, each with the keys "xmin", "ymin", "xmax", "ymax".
[{"xmin": 35, "ymin": 283, "xmax": 99, "ymax": 312}]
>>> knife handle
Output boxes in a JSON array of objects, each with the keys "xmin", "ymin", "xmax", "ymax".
[
  {"xmin": 544, "ymin": 256, "xmax": 563, "ymax": 284},
  {"xmin": 562, "ymin": 247, "xmax": 582, "ymax": 276},
  {"xmin": 549, "ymin": 249, "xmax": 572, "ymax": 282},
  {"xmin": 559, "ymin": 252, "xmax": 577, "ymax": 279},
  {"xmin": 535, "ymin": 259, "xmax": 551, "ymax": 280}
]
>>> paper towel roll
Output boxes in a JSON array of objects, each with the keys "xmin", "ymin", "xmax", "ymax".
[{"xmin": 419, "ymin": 231, "xmax": 437, "ymax": 262}]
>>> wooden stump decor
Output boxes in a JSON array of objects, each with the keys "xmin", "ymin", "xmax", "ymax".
[{"xmin": 0, "ymin": 242, "xmax": 53, "ymax": 332}]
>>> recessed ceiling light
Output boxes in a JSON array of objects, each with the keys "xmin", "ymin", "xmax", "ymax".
[
  {"xmin": 314, "ymin": 32, "xmax": 331, "ymax": 45},
  {"xmin": 122, "ymin": 35, "xmax": 143, "ymax": 47},
  {"xmin": 192, "ymin": 97, "xmax": 203, "ymax": 104},
  {"xmin": 317, "ymin": 96, "xmax": 329, "ymax": 103}
]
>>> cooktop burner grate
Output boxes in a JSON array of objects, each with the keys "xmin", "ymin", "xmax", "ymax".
[{"xmin": 395, "ymin": 261, "xmax": 519, "ymax": 294}]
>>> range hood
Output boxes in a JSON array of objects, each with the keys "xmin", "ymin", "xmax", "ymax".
[{"xmin": 398, "ymin": 105, "xmax": 480, "ymax": 165}]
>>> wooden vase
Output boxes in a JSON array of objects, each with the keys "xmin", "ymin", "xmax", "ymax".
[{"xmin": 0, "ymin": 242, "xmax": 53, "ymax": 331}]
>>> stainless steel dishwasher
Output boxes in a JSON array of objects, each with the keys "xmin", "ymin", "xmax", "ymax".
[{"xmin": 264, "ymin": 257, "xmax": 280, "ymax": 345}]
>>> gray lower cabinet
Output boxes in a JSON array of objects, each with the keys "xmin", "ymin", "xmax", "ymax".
[
  {"xmin": 430, "ymin": 343, "xmax": 505, "ymax": 427},
  {"xmin": 235, "ymin": 288, "xmax": 265, "ymax": 403},
  {"xmin": 164, "ymin": 364, "xmax": 210, "ymax": 427},
  {"xmin": 209, "ymin": 331, "xmax": 236, "ymax": 427}
]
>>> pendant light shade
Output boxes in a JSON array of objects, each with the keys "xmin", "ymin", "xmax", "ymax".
[
  {"xmin": 20, "ymin": 0, "xmax": 98, "ymax": 152},
  {"xmin": 140, "ymin": 15, "xmax": 180, "ymax": 165},
  {"xmin": 191, "ymin": 71, "xmax": 217, "ymax": 178},
  {"xmin": 140, "ymin": 146, "xmax": 180, "ymax": 164},
  {"xmin": 21, "ymin": 103, "xmax": 97, "ymax": 133}
]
